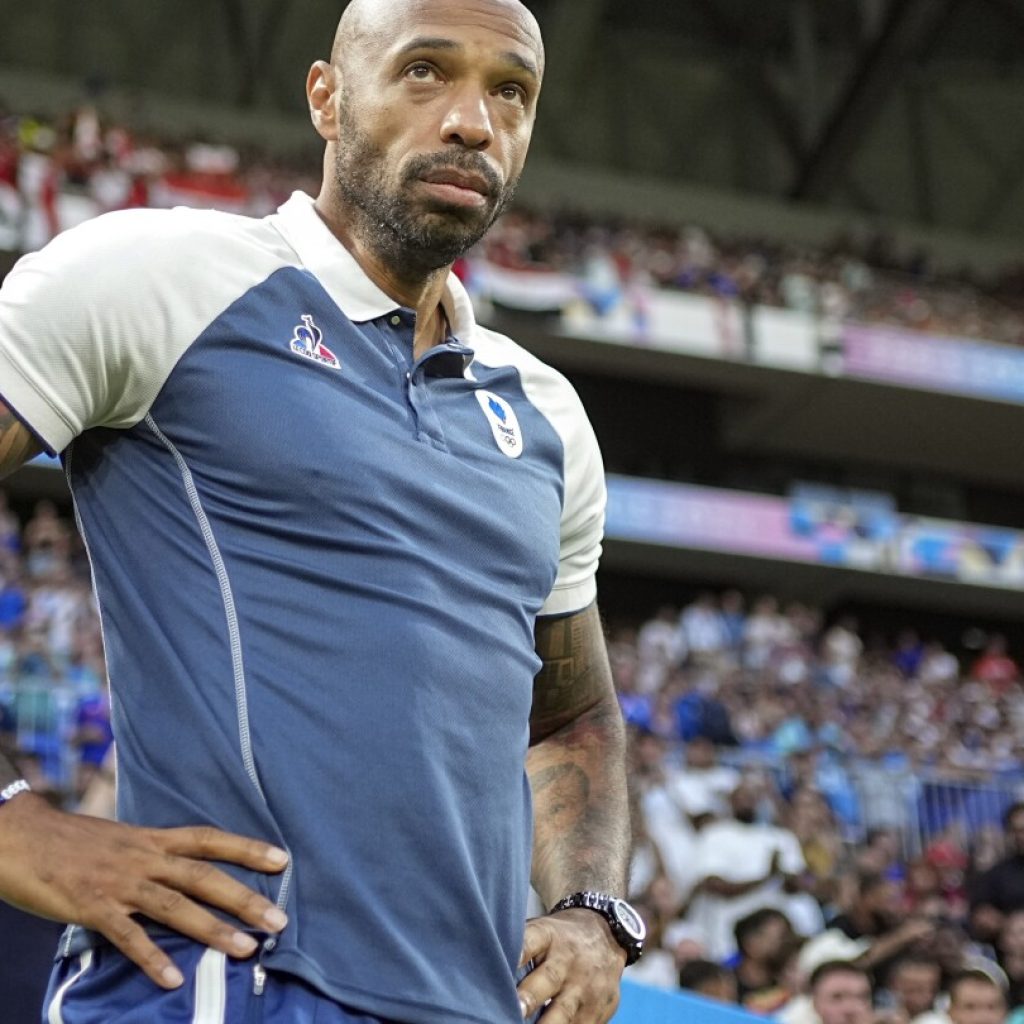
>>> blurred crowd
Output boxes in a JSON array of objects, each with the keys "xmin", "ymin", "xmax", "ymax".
[
  {"xmin": 616, "ymin": 594, "xmax": 1024, "ymax": 1024},
  {"xmin": 616, "ymin": 595, "xmax": 1024, "ymax": 781},
  {"xmin": 3, "ymin": 103, "xmax": 1024, "ymax": 347},
  {"xmin": 481, "ymin": 210, "xmax": 1024, "ymax": 347},
  {"xmin": 0, "ymin": 489, "xmax": 110, "ymax": 805},
  {"xmin": 0, "ymin": 102, "xmax": 318, "ymax": 252}
]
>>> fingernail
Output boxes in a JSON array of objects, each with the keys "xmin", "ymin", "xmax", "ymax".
[
  {"xmin": 233, "ymin": 932, "xmax": 258, "ymax": 954},
  {"xmin": 263, "ymin": 907, "xmax": 288, "ymax": 931},
  {"xmin": 162, "ymin": 965, "xmax": 184, "ymax": 988},
  {"xmin": 266, "ymin": 847, "xmax": 289, "ymax": 866},
  {"xmin": 520, "ymin": 997, "xmax": 529, "ymax": 1018}
]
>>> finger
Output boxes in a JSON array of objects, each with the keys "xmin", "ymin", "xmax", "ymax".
[
  {"xmin": 153, "ymin": 826, "xmax": 289, "ymax": 872},
  {"xmin": 536, "ymin": 989, "xmax": 583, "ymax": 1023},
  {"xmin": 97, "ymin": 908, "xmax": 186, "ymax": 990},
  {"xmin": 131, "ymin": 880, "xmax": 262, "ymax": 960},
  {"xmin": 520, "ymin": 918, "xmax": 554, "ymax": 968},
  {"xmin": 517, "ymin": 956, "xmax": 568, "ymax": 1020},
  {"xmin": 156, "ymin": 856, "xmax": 288, "ymax": 932}
]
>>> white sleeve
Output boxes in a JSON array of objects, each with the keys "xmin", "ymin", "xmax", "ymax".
[
  {"xmin": 0, "ymin": 207, "xmax": 286, "ymax": 454},
  {"xmin": 440, "ymin": 321, "xmax": 607, "ymax": 618},
  {"xmin": 0, "ymin": 212, "xmax": 180, "ymax": 453},
  {"xmin": 776, "ymin": 828, "xmax": 807, "ymax": 875},
  {"xmin": 539, "ymin": 387, "xmax": 605, "ymax": 617}
]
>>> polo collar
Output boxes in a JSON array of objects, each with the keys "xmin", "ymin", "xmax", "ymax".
[{"xmin": 271, "ymin": 191, "xmax": 478, "ymax": 341}]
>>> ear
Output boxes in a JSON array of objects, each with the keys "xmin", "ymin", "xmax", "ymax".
[{"xmin": 307, "ymin": 60, "xmax": 341, "ymax": 142}]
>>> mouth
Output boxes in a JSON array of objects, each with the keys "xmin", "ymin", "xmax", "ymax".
[{"xmin": 418, "ymin": 168, "xmax": 492, "ymax": 209}]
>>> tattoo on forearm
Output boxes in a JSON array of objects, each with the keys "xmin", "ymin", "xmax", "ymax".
[
  {"xmin": 0, "ymin": 404, "xmax": 39, "ymax": 474},
  {"xmin": 530, "ymin": 763, "xmax": 590, "ymax": 830},
  {"xmin": 528, "ymin": 605, "xmax": 631, "ymax": 906},
  {"xmin": 530, "ymin": 604, "xmax": 609, "ymax": 742}
]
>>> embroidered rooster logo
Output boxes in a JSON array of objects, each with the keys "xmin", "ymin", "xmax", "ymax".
[{"xmin": 289, "ymin": 315, "xmax": 340, "ymax": 370}]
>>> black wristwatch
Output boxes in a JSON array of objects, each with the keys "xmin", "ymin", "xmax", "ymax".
[{"xmin": 549, "ymin": 891, "xmax": 646, "ymax": 965}]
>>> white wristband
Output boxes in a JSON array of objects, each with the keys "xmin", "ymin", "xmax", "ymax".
[{"xmin": 0, "ymin": 779, "xmax": 31, "ymax": 806}]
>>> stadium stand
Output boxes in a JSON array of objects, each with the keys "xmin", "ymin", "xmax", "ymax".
[{"xmin": 2, "ymin": 104, "xmax": 1024, "ymax": 345}]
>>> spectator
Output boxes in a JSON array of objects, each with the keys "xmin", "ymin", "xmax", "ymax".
[
  {"xmin": 972, "ymin": 636, "xmax": 1021, "ymax": 695},
  {"xmin": 998, "ymin": 911, "xmax": 1024, "ymax": 1010},
  {"xmin": 822, "ymin": 616, "xmax": 863, "ymax": 688},
  {"xmin": 744, "ymin": 595, "xmax": 792, "ymax": 670},
  {"xmin": 971, "ymin": 803, "xmax": 1024, "ymax": 943},
  {"xmin": 733, "ymin": 907, "xmax": 799, "ymax": 1005},
  {"xmin": 21, "ymin": 497, "xmax": 70, "ymax": 579},
  {"xmin": 678, "ymin": 959, "xmax": 739, "ymax": 1004},
  {"xmin": 687, "ymin": 780, "xmax": 808, "ymax": 959},
  {"xmin": 679, "ymin": 593, "xmax": 728, "ymax": 664},
  {"xmin": 948, "ymin": 970, "xmax": 1008, "ymax": 1024},
  {"xmin": 667, "ymin": 734, "xmax": 741, "ymax": 819},
  {"xmin": 829, "ymin": 871, "xmax": 934, "ymax": 986},
  {"xmin": 810, "ymin": 961, "xmax": 875, "ymax": 1024},
  {"xmin": 787, "ymin": 786, "xmax": 844, "ymax": 903},
  {"xmin": 885, "ymin": 955, "xmax": 947, "ymax": 1024}
]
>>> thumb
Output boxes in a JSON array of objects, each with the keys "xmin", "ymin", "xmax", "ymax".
[{"xmin": 519, "ymin": 918, "xmax": 553, "ymax": 969}]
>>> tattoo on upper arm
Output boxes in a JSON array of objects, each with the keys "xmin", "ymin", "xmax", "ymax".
[
  {"xmin": 0, "ymin": 402, "xmax": 41, "ymax": 476},
  {"xmin": 531, "ymin": 603, "xmax": 615, "ymax": 742}
]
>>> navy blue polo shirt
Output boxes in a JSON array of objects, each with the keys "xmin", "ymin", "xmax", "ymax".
[{"xmin": 0, "ymin": 193, "xmax": 605, "ymax": 1024}]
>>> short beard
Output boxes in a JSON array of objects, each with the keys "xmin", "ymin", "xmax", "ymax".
[{"xmin": 332, "ymin": 102, "xmax": 517, "ymax": 275}]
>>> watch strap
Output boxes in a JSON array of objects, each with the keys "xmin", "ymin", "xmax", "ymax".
[{"xmin": 550, "ymin": 890, "xmax": 644, "ymax": 966}]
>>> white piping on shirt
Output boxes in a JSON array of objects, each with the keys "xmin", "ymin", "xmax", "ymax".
[
  {"xmin": 47, "ymin": 948, "xmax": 94, "ymax": 1024},
  {"xmin": 192, "ymin": 948, "xmax": 227, "ymax": 1024},
  {"xmin": 145, "ymin": 414, "xmax": 293, "ymax": 913}
]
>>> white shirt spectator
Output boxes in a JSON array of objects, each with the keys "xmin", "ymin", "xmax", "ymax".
[
  {"xmin": 667, "ymin": 764, "xmax": 741, "ymax": 820},
  {"xmin": 640, "ymin": 785, "xmax": 703, "ymax": 898},
  {"xmin": 687, "ymin": 819, "xmax": 806, "ymax": 959},
  {"xmin": 680, "ymin": 597, "xmax": 727, "ymax": 657},
  {"xmin": 637, "ymin": 609, "xmax": 685, "ymax": 668}
]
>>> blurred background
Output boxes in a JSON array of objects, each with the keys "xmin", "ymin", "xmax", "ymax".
[{"xmin": 3, "ymin": 1, "xmax": 1024, "ymax": 1022}]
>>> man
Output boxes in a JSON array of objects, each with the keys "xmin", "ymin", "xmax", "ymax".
[
  {"xmin": 886, "ymin": 955, "xmax": 946, "ymax": 1024},
  {"xmin": 947, "ymin": 970, "xmax": 1007, "ymax": 1024},
  {"xmin": 678, "ymin": 959, "xmax": 739, "ymax": 1004},
  {"xmin": 810, "ymin": 961, "xmax": 874, "ymax": 1024},
  {"xmin": 0, "ymin": 1, "xmax": 638, "ymax": 1021},
  {"xmin": 830, "ymin": 872, "xmax": 933, "ymax": 986},
  {"xmin": 667, "ymin": 734, "xmax": 740, "ymax": 819},
  {"xmin": 971, "ymin": 803, "xmax": 1024, "ymax": 943},
  {"xmin": 686, "ymin": 781, "xmax": 807, "ymax": 959},
  {"xmin": 733, "ymin": 907, "xmax": 798, "ymax": 1005}
]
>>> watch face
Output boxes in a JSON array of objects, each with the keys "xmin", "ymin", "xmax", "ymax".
[{"xmin": 611, "ymin": 899, "xmax": 646, "ymax": 942}]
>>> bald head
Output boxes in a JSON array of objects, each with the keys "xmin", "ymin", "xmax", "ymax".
[
  {"xmin": 308, "ymin": 0, "xmax": 543, "ymax": 277},
  {"xmin": 332, "ymin": 0, "xmax": 544, "ymax": 74}
]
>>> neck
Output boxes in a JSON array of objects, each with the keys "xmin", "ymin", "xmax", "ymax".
[{"xmin": 313, "ymin": 194, "xmax": 451, "ymax": 357}]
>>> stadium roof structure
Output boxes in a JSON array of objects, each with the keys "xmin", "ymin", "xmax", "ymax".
[{"xmin": 2, "ymin": 0, "xmax": 1024, "ymax": 238}]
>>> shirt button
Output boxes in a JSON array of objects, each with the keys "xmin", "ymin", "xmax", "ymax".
[{"xmin": 390, "ymin": 315, "xmax": 401, "ymax": 326}]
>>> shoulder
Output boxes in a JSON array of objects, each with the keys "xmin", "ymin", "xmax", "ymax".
[
  {"xmin": 6, "ymin": 206, "xmax": 297, "ymax": 338},
  {"xmin": 27, "ymin": 206, "xmax": 289, "ymax": 276},
  {"xmin": 469, "ymin": 323, "xmax": 592, "ymax": 439}
]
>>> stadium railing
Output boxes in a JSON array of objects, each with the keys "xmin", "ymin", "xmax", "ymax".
[{"xmin": 720, "ymin": 747, "xmax": 1024, "ymax": 858}]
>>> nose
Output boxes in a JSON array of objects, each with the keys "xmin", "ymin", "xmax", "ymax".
[{"xmin": 440, "ymin": 87, "xmax": 494, "ymax": 150}]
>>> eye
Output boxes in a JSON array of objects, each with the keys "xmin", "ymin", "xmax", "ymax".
[
  {"xmin": 404, "ymin": 62, "xmax": 441, "ymax": 83},
  {"xmin": 497, "ymin": 83, "xmax": 527, "ymax": 105}
]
